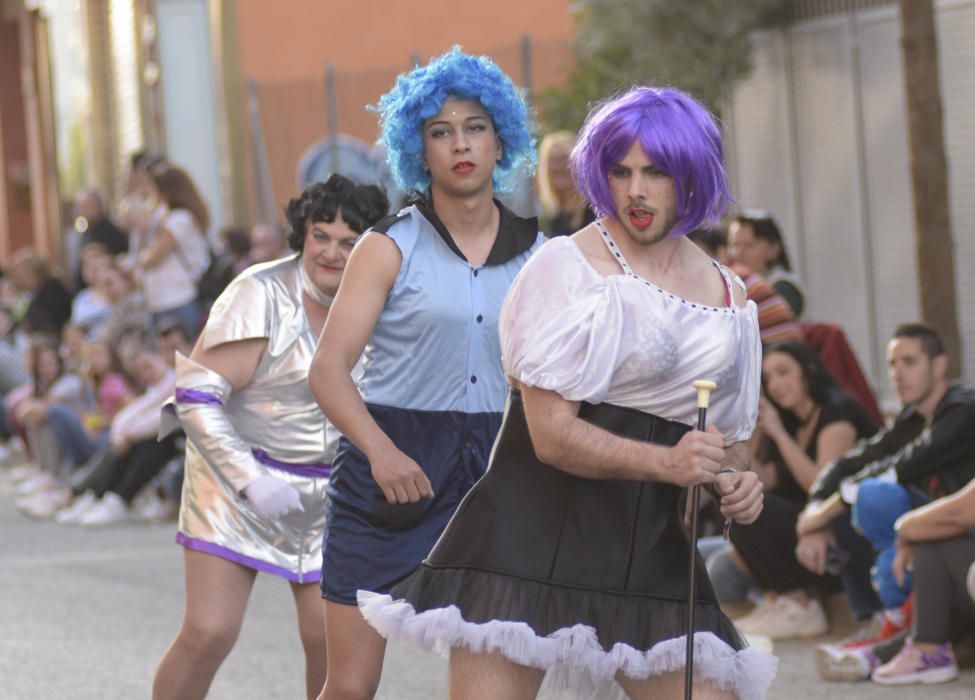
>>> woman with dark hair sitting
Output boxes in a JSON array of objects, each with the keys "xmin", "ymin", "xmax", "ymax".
[
  {"xmin": 732, "ymin": 341, "xmax": 879, "ymax": 639},
  {"xmin": 152, "ymin": 174, "xmax": 388, "ymax": 700}
]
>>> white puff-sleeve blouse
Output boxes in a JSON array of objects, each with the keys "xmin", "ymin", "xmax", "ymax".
[{"xmin": 499, "ymin": 235, "xmax": 762, "ymax": 444}]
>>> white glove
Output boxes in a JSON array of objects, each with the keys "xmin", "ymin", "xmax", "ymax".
[{"xmin": 243, "ymin": 474, "xmax": 304, "ymax": 519}]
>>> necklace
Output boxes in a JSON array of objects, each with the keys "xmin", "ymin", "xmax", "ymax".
[{"xmin": 299, "ymin": 261, "xmax": 334, "ymax": 308}]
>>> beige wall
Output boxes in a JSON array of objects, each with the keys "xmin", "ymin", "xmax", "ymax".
[{"xmin": 234, "ymin": 0, "xmax": 573, "ymax": 82}]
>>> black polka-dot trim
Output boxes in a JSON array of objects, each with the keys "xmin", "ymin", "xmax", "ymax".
[{"xmin": 593, "ymin": 219, "xmax": 736, "ymax": 314}]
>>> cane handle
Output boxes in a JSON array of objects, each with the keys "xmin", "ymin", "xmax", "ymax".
[{"xmin": 693, "ymin": 379, "xmax": 717, "ymax": 409}]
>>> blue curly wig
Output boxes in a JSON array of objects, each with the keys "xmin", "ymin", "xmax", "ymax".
[{"xmin": 375, "ymin": 46, "xmax": 536, "ymax": 194}]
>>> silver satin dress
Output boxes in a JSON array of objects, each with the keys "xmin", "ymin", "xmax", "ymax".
[{"xmin": 171, "ymin": 255, "xmax": 337, "ymax": 583}]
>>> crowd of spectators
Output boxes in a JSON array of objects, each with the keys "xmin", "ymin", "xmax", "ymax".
[
  {"xmin": 682, "ymin": 210, "xmax": 975, "ymax": 687},
  {"xmin": 0, "ymin": 151, "xmax": 290, "ymax": 527}
]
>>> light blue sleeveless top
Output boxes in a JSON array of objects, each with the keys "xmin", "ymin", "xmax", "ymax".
[{"xmin": 358, "ymin": 200, "xmax": 543, "ymax": 415}]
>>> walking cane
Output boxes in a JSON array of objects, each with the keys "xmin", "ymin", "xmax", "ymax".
[{"xmin": 685, "ymin": 379, "xmax": 717, "ymax": 700}]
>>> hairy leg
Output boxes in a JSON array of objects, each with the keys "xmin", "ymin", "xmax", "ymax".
[
  {"xmin": 318, "ymin": 602, "xmax": 387, "ymax": 700},
  {"xmin": 449, "ymin": 647, "xmax": 545, "ymax": 700},
  {"xmin": 153, "ymin": 549, "xmax": 257, "ymax": 700}
]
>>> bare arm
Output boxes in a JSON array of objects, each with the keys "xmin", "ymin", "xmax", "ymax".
[
  {"xmin": 189, "ymin": 335, "xmax": 267, "ymax": 392},
  {"xmin": 519, "ymin": 383, "xmax": 725, "ymax": 487},
  {"xmin": 760, "ymin": 396, "xmax": 858, "ymax": 493},
  {"xmin": 723, "ymin": 441, "xmax": 752, "ymax": 471},
  {"xmin": 139, "ymin": 226, "xmax": 177, "ymax": 269},
  {"xmin": 309, "ymin": 232, "xmax": 433, "ymax": 503},
  {"xmin": 896, "ymin": 478, "xmax": 975, "ymax": 542},
  {"xmin": 796, "ymin": 491, "xmax": 846, "ymax": 535}
]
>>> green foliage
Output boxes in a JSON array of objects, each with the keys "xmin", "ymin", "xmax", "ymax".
[
  {"xmin": 60, "ymin": 119, "xmax": 88, "ymax": 198},
  {"xmin": 538, "ymin": 0, "xmax": 785, "ymax": 131}
]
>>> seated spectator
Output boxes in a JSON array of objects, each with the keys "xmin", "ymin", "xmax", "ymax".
[
  {"xmin": 248, "ymin": 222, "xmax": 289, "ymax": 264},
  {"xmin": 85, "ymin": 339, "xmax": 135, "ymax": 429},
  {"xmin": 96, "ymin": 263, "xmax": 149, "ymax": 345},
  {"xmin": 195, "ymin": 226, "xmax": 244, "ymax": 312},
  {"xmin": 690, "ymin": 227, "xmax": 803, "ymax": 345},
  {"xmin": 798, "ymin": 323, "xmax": 975, "ymax": 677},
  {"xmin": 219, "ymin": 225, "xmax": 252, "ymax": 275},
  {"xmin": 155, "ymin": 318, "xmax": 194, "ymax": 368},
  {"xmin": 61, "ymin": 324, "xmax": 87, "ymax": 375},
  {"xmin": 0, "ymin": 306, "xmax": 28, "ymax": 450},
  {"xmin": 865, "ymin": 478, "xmax": 975, "ymax": 685},
  {"xmin": 56, "ymin": 345, "xmax": 177, "ymax": 526},
  {"xmin": 73, "ymin": 188, "xmax": 128, "ymax": 258},
  {"xmin": 728, "ymin": 341, "xmax": 879, "ymax": 639},
  {"xmin": 536, "ymin": 130, "xmax": 594, "ymax": 237},
  {"xmin": 16, "ymin": 338, "xmax": 135, "ymax": 518},
  {"xmin": 729, "ymin": 212, "xmax": 805, "ymax": 316},
  {"xmin": 7, "ymin": 250, "xmax": 73, "ymax": 337},
  {"xmin": 8, "ymin": 338, "xmax": 90, "ymax": 503},
  {"xmin": 69, "ymin": 244, "xmax": 113, "ymax": 339}
]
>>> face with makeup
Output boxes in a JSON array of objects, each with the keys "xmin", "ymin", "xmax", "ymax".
[
  {"xmin": 300, "ymin": 211, "xmax": 359, "ymax": 299},
  {"xmin": 607, "ymin": 141, "xmax": 678, "ymax": 246},
  {"xmin": 422, "ymin": 96, "xmax": 503, "ymax": 199}
]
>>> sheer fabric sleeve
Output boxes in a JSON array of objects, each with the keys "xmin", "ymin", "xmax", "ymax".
[{"xmin": 499, "ymin": 239, "xmax": 624, "ymax": 403}]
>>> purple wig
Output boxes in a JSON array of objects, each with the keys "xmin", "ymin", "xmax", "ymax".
[{"xmin": 571, "ymin": 87, "xmax": 733, "ymax": 237}]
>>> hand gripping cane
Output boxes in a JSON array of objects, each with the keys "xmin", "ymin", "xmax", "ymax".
[{"xmin": 685, "ymin": 379, "xmax": 717, "ymax": 700}]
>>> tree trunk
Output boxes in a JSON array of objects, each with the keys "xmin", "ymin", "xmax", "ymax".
[{"xmin": 898, "ymin": 0, "xmax": 962, "ymax": 376}]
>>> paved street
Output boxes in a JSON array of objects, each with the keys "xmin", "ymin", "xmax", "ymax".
[{"xmin": 1, "ymin": 487, "xmax": 973, "ymax": 699}]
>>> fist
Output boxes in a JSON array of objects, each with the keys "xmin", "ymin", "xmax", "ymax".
[{"xmin": 664, "ymin": 426, "xmax": 725, "ymax": 487}]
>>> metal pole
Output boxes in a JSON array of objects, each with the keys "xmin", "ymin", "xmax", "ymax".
[
  {"xmin": 520, "ymin": 33, "xmax": 534, "ymax": 101},
  {"xmin": 245, "ymin": 76, "xmax": 276, "ymax": 224},
  {"xmin": 326, "ymin": 62, "xmax": 339, "ymax": 175}
]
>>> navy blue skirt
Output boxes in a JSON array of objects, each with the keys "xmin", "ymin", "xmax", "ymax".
[{"xmin": 320, "ymin": 402, "xmax": 501, "ymax": 604}]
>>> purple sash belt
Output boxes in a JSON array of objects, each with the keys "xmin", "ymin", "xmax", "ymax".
[
  {"xmin": 175, "ymin": 388, "xmax": 331, "ymax": 478},
  {"xmin": 251, "ymin": 449, "xmax": 331, "ymax": 479}
]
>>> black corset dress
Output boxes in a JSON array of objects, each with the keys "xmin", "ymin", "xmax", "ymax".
[{"xmin": 359, "ymin": 390, "xmax": 777, "ymax": 699}]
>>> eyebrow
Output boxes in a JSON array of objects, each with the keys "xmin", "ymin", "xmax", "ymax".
[{"xmin": 426, "ymin": 115, "xmax": 490, "ymax": 128}]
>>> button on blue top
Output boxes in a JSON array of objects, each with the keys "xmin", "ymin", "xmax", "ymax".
[{"xmin": 358, "ymin": 201, "xmax": 543, "ymax": 415}]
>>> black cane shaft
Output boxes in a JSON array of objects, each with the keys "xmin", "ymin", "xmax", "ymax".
[{"xmin": 685, "ymin": 405, "xmax": 709, "ymax": 699}]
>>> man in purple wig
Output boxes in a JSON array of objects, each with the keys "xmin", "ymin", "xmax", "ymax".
[{"xmin": 357, "ymin": 87, "xmax": 776, "ymax": 699}]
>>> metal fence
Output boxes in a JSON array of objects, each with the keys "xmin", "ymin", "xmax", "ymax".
[{"xmin": 245, "ymin": 35, "xmax": 573, "ymax": 222}]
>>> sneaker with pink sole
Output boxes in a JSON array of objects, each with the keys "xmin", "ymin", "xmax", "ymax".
[{"xmin": 871, "ymin": 638, "xmax": 959, "ymax": 686}]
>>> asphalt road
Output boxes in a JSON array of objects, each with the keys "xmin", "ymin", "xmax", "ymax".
[{"xmin": 1, "ymin": 485, "xmax": 972, "ymax": 699}]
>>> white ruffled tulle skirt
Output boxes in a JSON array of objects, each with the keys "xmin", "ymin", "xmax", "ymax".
[{"xmin": 359, "ymin": 590, "xmax": 778, "ymax": 700}]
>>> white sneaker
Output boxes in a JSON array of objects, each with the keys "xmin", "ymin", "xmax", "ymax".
[
  {"xmin": 8, "ymin": 462, "xmax": 36, "ymax": 481},
  {"xmin": 77, "ymin": 492, "xmax": 130, "ymax": 527},
  {"xmin": 55, "ymin": 491, "xmax": 99, "ymax": 524},
  {"xmin": 14, "ymin": 471, "xmax": 54, "ymax": 496},
  {"xmin": 17, "ymin": 487, "xmax": 72, "ymax": 519},
  {"xmin": 744, "ymin": 634, "xmax": 775, "ymax": 655},
  {"xmin": 737, "ymin": 595, "xmax": 830, "ymax": 640},
  {"xmin": 733, "ymin": 596, "xmax": 778, "ymax": 634},
  {"xmin": 0, "ymin": 463, "xmax": 36, "ymax": 491}
]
